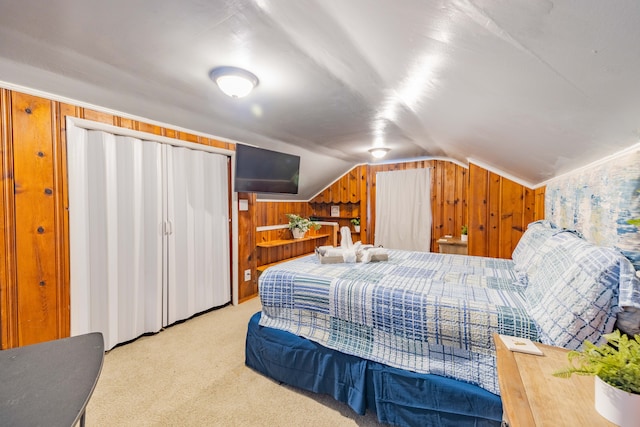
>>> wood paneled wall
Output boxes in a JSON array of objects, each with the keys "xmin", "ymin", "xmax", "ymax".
[
  {"xmin": 0, "ymin": 87, "xmax": 546, "ymax": 347},
  {"xmin": 252, "ymin": 160, "xmax": 545, "ymax": 300},
  {"xmin": 236, "ymin": 198, "xmax": 316, "ymax": 303},
  {"xmin": 468, "ymin": 164, "xmax": 545, "ymax": 258},
  {"xmin": 303, "ymin": 160, "xmax": 469, "ymax": 252},
  {"xmin": 256, "ymin": 201, "xmax": 314, "ymax": 227},
  {"xmin": 255, "ymin": 226, "xmax": 334, "ymax": 266},
  {"xmin": 312, "ymin": 165, "xmax": 364, "ymax": 204},
  {"xmin": 310, "ymin": 165, "xmax": 368, "ymax": 243},
  {"xmin": 366, "ymin": 160, "xmax": 468, "ymax": 252},
  {"xmin": 0, "ymin": 88, "xmax": 234, "ymax": 349},
  {"xmin": 254, "ymin": 202, "xmax": 335, "ymax": 263},
  {"xmin": 237, "ymin": 193, "xmax": 257, "ymax": 303}
]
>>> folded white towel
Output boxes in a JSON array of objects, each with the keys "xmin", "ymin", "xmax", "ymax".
[
  {"xmin": 340, "ymin": 226, "xmax": 353, "ymax": 249},
  {"xmin": 325, "ymin": 248, "xmax": 345, "ymax": 257},
  {"xmin": 316, "ymin": 245, "xmax": 334, "ymax": 256},
  {"xmin": 360, "ymin": 250, "xmax": 372, "ymax": 264},
  {"xmin": 342, "ymin": 248, "xmax": 357, "ymax": 263},
  {"xmin": 368, "ymin": 247, "xmax": 388, "ymax": 255}
]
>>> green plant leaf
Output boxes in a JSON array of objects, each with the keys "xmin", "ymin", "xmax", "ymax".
[
  {"xmin": 286, "ymin": 213, "xmax": 320, "ymax": 232},
  {"xmin": 553, "ymin": 330, "xmax": 640, "ymax": 394}
]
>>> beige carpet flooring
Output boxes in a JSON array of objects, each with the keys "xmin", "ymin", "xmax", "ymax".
[{"xmin": 86, "ymin": 297, "xmax": 383, "ymax": 426}]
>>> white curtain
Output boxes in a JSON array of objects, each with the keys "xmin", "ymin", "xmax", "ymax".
[
  {"xmin": 69, "ymin": 130, "xmax": 230, "ymax": 350},
  {"xmin": 374, "ymin": 168, "xmax": 431, "ymax": 251}
]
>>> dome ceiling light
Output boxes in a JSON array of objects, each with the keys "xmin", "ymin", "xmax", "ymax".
[
  {"xmin": 368, "ymin": 147, "xmax": 390, "ymax": 159},
  {"xmin": 209, "ymin": 66, "xmax": 259, "ymax": 98}
]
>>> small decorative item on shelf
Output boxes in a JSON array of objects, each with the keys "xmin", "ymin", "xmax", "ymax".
[
  {"xmin": 350, "ymin": 217, "xmax": 361, "ymax": 233},
  {"xmin": 553, "ymin": 330, "xmax": 640, "ymax": 426},
  {"xmin": 286, "ymin": 214, "xmax": 320, "ymax": 239},
  {"xmin": 461, "ymin": 225, "xmax": 468, "ymax": 242}
]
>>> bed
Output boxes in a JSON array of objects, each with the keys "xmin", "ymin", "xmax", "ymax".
[{"xmin": 245, "ymin": 221, "xmax": 640, "ymax": 426}]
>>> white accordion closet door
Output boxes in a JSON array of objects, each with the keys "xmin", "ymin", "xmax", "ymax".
[
  {"xmin": 164, "ymin": 145, "xmax": 230, "ymax": 326},
  {"xmin": 68, "ymin": 131, "xmax": 164, "ymax": 350}
]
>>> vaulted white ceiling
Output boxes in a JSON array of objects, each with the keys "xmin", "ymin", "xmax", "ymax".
[{"xmin": 1, "ymin": 1, "xmax": 639, "ymax": 199}]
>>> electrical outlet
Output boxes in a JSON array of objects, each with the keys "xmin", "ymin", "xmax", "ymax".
[{"xmin": 244, "ymin": 269, "xmax": 251, "ymax": 281}]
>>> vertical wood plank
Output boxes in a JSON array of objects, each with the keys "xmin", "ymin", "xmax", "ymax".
[
  {"xmin": 443, "ymin": 162, "xmax": 457, "ymax": 236},
  {"xmin": 57, "ymin": 103, "xmax": 82, "ymax": 341},
  {"xmin": 454, "ymin": 164, "xmax": 465, "ymax": 236},
  {"xmin": 468, "ymin": 164, "xmax": 489, "ymax": 256},
  {"xmin": 136, "ymin": 121, "xmax": 163, "ymax": 136},
  {"xmin": 237, "ymin": 192, "xmax": 257, "ymax": 302},
  {"xmin": 349, "ymin": 166, "xmax": 360, "ymax": 203},
  {"xmin": 117, "ymin": 117, "xmax": 136, "ymax": 130},
  {"xmin": 500, "ymin": 179, "xmax": 521, "ymax": 258},
  {"xmin": 177, "ymin": 131, "xmax": 199, "ymax": 143},
  {"xmin": 487, "ymin": 171, "xmax": 501, "ymax": 258},
  {"xmin": 432, "ymin": 163, "xmax": 445, "ymax": 242},
  {"xmin": 163, "ymin": 128, "xmax": 177, "ymax": 139},
  {"xmin": 81, "ymin": 108, "xmax": 116, "ymax": 125},
  {"xmin": 535, "ymin": 187, "xmax": 546, "ymax": 220},
  {"xmin": 523, "ymin": 187, "xmax": 535, "ymax": 230},
  {"xmin": 209, "ymin": 137, "xmax": 230, "ymax": 150},
  {"xmin": 52, "ymin": 101, "xmax": 69, "ymax": 338},
  {"xmin": 359, "ymin": 165, "xmax": 368, "ymax": 244},
  {"xmin": 11, "ymin": 92, "xmax": 60, "ymax": 346}
]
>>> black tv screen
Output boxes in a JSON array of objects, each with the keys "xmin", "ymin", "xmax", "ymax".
[{"xmin": 234, "ymin": 144, "xmax": 300, "ymax": 194}]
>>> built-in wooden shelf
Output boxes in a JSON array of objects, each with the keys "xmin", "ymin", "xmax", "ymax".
[{"xmin": 256, "ymin": 234, "xmax": 330, "ymax": 248}]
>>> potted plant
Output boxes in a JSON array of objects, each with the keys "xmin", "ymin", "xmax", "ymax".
[
  {"xmin": 460, "ymin": 225, "xmax": 468, "ymax": 242},
  {"xmin": 350, "ymin": 217, "xmax": 361, "ymax": 233},
  {"xmin": 553, "ymin": 330, "xmax": 640, "ymax": 426},
  {"xmin": 286, "ymin": 214, "xmax": 320, "ymax": 239}
]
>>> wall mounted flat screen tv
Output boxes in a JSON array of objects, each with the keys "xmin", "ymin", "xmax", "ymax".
[{"xmin": 234, "ymin": 144, "xmax": 300, "ymax": 194}]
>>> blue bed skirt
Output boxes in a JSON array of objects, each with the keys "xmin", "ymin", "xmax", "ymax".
[{"xmin": 245, "ymin": 312, "xmax": 502, "ymax": 427}]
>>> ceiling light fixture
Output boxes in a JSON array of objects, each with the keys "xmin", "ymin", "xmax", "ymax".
[
  {"xmin": 368, "ymin": 147, "xmax": 390, "ymax": 159},
  {"xmin": 209, "ymin": 66, "xmax": 259, "ymax": 98}
]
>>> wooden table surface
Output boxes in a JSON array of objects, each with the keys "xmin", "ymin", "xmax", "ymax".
[{"xmin": 494, "ymin": 334, "xmax": 615, "ymax": 427}]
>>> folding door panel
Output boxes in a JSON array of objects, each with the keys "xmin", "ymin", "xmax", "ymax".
[
  {"xmin": 68, "ymin": 131, "xmax": 163, "ymax": 350},
  {"xmin": 165, "ymin": 146, "xmax": 230, "ymax": 326}
]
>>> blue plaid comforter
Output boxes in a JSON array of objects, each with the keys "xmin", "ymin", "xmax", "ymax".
[{"xmin": 258, "ymin": 250, "xmax": 536, "ymax": 395}]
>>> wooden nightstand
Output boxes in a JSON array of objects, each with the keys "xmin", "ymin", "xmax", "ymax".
[
  {"xmin": 437, "ymin": 236, "xmax": 468, "ymax": 255},
  {"xmin": 494, "ymin": 334, "xmax": 615, "ymax": 426}
]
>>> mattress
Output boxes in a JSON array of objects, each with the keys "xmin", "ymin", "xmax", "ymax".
[{"xmin": 258, "ymin": 250, "xmax": 536, "ymax": 395}]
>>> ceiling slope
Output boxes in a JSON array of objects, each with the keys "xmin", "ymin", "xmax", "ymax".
[{"xmin": 0, "ymin": 0, "xmax": 639, "ymax": 198}]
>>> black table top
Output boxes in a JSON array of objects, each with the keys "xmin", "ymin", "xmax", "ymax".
[{"xmin": 0, "ymin": 332, "xmax": 104, "ymax": 427}]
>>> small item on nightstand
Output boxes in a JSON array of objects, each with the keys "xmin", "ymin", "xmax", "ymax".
[{"xmin": 498, "ymin": 334, "xmax": 544, "ymax": 355}]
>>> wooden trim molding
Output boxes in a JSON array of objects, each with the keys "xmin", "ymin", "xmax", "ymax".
[
  {"xmin": 0, "ymin": 89, "xmax": 18, "ymax": 348},
  {"xmin": 53, "ymin": 102, "xmax": 70, "ymax": 338}
]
